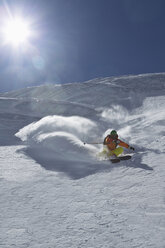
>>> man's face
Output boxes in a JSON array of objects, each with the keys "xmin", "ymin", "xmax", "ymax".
[{"xmin": 112, "ymin": 134, "xmax": 118, "ymax": 140}]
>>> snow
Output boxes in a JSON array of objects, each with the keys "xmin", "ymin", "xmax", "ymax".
[{"xmin": 0, "ymin": 73, "xmax": 165, "ymax": 247}]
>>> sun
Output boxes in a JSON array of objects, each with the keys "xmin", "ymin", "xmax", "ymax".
[{"xmin": 2, "ymin": 17, "xmax": 32, "ymax": 47}]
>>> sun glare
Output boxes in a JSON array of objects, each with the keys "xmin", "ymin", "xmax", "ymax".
[{"xmin": 3, "ymin": 17, "xmax": 31, "ymax": 47}]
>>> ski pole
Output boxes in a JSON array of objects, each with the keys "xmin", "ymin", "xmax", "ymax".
[
  {"xmin": 83, "ymin": 141, "xmax": 118, "ymax": 145},
  {"xmin": 83, "ymin": 142, "xmax": 103, "ymax": 145}
]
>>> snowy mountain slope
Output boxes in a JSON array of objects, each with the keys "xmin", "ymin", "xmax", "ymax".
[
  {"xmin": 0, "ymin": 73, "xmax": 165, "ymax": 248},
  {"xmin": 2, "ymin": 73, "xmax": 165, "ymax": 109}
]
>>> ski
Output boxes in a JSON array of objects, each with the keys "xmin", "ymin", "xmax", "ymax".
[
  {"xmin": 118, "ymin": 155, "xmax": 132, "ymax": 160},
  {"xmin": 110, "ymin": 155, "xmax": 132, "ymax": 163}
]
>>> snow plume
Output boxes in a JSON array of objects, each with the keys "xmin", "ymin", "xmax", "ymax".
[
  {"xmin": 15, "ymin": 115, "xmax": 104, "ymax": 179},
  {"xmin": 98, "ymin": 105, "xmax": 133, "ymax": 142},
  {"xmin": 100, "ymin": 105, "xmax": 129, "ymax": 123},
  {"xmin": 99, "ymin": 97, "xmax": 165, "ymax": 149},
  {"xmin": 16, "ymin": 115, "xmax": 97, "ymax": 143}
]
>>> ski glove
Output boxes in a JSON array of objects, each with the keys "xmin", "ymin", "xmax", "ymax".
[{"xmin": 129, "ymin": 146, "xmax": 135, "ymax": 151}]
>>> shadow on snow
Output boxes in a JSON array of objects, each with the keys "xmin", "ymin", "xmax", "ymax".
[{"xmin": 17, "ymin": 146, "xmax": 154, "ymax": 180}]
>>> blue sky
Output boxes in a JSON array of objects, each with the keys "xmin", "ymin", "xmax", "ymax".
[{"xmin": 0, "ymin": 0, "xmax": 165, "ymax": 92}]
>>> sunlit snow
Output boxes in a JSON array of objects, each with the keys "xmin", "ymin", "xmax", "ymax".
[{"xmin": 0, "ymin": 73, "xmax": 165, "ymax": 248}]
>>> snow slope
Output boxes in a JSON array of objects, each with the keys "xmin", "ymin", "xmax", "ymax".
[{"xmin": 0, "ymin": 73, "xmax": 165, "ymax": 248}]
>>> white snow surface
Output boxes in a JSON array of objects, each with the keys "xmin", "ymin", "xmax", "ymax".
[{"xmin": 0, "ymin": 73, "xmax": 165, "ymax": 248}]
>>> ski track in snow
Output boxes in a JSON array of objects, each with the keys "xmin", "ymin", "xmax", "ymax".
[{"xmin": 0, "ymin": 74, "xmax": 165, "ymax": 248}]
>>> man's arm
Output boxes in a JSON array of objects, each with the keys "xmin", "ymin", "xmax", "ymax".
[
  {"xmin": 118, "ymin": 139, "xmax": 135, "ymax": 150},
  {"xmin": 118, "ymin": 139, "xmax": 130, "ymax": 149}
]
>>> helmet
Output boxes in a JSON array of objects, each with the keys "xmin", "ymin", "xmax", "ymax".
[{"xmin": 110, "ymin": 130, "xmax": 118, "ymax": 137}]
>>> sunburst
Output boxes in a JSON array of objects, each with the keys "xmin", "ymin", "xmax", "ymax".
[{"xmin": 2, "ymin": 17, "xmax": 32, "ymax": 47}]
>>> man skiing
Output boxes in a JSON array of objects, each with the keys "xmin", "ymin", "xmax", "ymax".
[{"xmin": 103, "ymin": 130, "xmax": 134, "ymax": 158}]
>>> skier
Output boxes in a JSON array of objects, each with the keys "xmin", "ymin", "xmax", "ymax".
[{"xmin": 103, "ymin": 130, "xmax": 134, "ymax": 158}]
